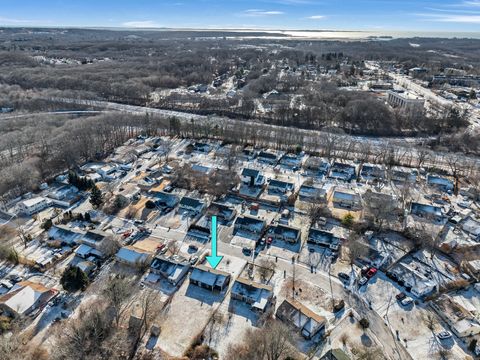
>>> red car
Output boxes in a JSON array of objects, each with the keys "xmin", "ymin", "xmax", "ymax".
[
  {"xmin": 266, "ymin": 237, "xmax": 273, "ymax": 245},
  {"xmin": 366, "ymin": 267, "xmax": 377, "ymax": 278}
]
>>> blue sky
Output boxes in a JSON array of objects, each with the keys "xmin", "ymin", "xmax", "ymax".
[{"xmin": 0, "ymin": 0, "xmax": 479, "ymax": 31}]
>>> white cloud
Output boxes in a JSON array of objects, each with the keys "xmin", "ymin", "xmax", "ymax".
[
  {"xmin": 122, "ymin": 20, "xmax": 161, "ymax": 28},
  {"xmin": 416, "ymin": 12, "xmax": 480, "ymax": 23},
  {"xmin": 463, "ymin": 1, "xmax": 480, "ymax": 6},
  {"xmin": 306, "ymin": 15, "xmax": 325, "ymax": 20},
  {"xmin": 242, "ymin": 9, "xmax": 284, "ymax": 17},
  {"xmin": 0, "ymin": 16, "xmax": 38, "ymax": 25}
]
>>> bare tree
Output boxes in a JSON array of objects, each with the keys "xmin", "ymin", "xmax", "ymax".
[
  {"xmin": 98, "ymin": 236, "xmax": 121, "ymax": 258},
  {"xmin": 102, "ymin": 276, "xmax": 136, "ymax": 327},
  {"xmin": 362, "ymin": 190, "xmax": 400, "ymax": 231}
]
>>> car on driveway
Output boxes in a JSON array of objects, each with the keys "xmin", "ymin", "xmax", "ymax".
[
  {"xmin": 400, "ymin": 297, "xmax": 414, "ymax": 307},
  {"xmin": 437, "ymin": 331, "xmax": 452, "ymax": 340},
  {"xmin": 358, "ymin": 276, "xmax": 369, "ymax": 286},
  {"xmin": 189, "ymin": 256, "xmax": 199, "ymax": 265},
  {"xmin": 242, "ymin": 247, "xmax": 252, "ymax": 256},
  {"xmin": 366, "ymin": 267, "xmax": 377, "ymax": 278}
]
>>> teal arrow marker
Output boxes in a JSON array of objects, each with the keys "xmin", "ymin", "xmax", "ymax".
[{"xmin": 206, "ymin": 215, "xmax": 223, "ymax": 269}]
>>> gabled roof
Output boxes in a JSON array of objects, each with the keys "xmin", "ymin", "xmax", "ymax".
[
  {"xmin": 190, "ymin": 264, "xmax": 231, "ymax": 288},
  {"xmin": 0, "ymin": 281, "xmax": 53, "ymax": 316},
  {"xmin": 235, "ymin": 215, "xmax": 265, "ymax": 228},
  {"xmin": 179, "ymin": 196, "xmax": 203, "ymax": 209},
  {"xmin": 277, "ymin": 298, "xmax": 326, "ymax": 327},
  {"xmin": 269, "ymin": 179, "xmax": 294, "ymax": 190},
  {"xmin": 242, "ymin": 168, "xmax": 260, "ymax": 178}
]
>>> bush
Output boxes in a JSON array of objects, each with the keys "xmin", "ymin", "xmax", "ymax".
[
  {"xmin": 61, "ymin": 266, "xmax": 89, "ymax": 292},
  {"xmin": 359, "ymin": 318, "xmax": 370, "ymax": 329},
  {"xmin": 40, "ymin": 218, "xmax": 53, "ymax": 231},
  {"xmin": 0, "ymin": 245, "xmax": 18, "ymax": 264},
  {"xmin": 342, "ymin": 213, "xmax": 355, "ymax": 228},
  {"xmin": 145, "ymin": 200, "xmax": 156, "ymax": 209},
  {"xmin": 468, "ymin": 338, "xmax": 477, "ymax": 352}
]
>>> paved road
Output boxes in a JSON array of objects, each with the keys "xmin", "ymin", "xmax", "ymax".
[{"xmin": 216, "ymin": 240, "xmax": 411, "ymax": 360}]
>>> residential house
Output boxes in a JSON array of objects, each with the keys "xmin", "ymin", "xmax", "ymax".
[
  {"xmin": 150, "ymin": 191, "xmax": 179, "ymax": 209},
  {"xmin": 431, "ymin": 295, "xmax": 480, "ymax": 337},
  {"xmin": 234, "ymin": 216, "xmax": 266, "ymax": 240},
  {"xmin": 192, "ymin": 142, "xmax": 212, "ymax": 153},
  {"xmin": 76, "ymin": 261, "xmax": 97, "ymax": 277},
  {"xmin": 359, "ymin": 164, "xmax": 386, "ymax": 182},
  {"xmin": 241, "ymin": 168, "xmax": 264, "ymax": 187},
  {"xmin": 462, "ymin": 218, "xmax": 480, "ymax": 241},
  {"xmin": 187, "ymin": 224, "xmax": 210, "ymax": 242},
  {"xmin": 18, "ymin": 197, "xmax": 50, "ymax": 215},
  {"xmin": 332, "ymin": 189, "xmax": 361, "ymax": 209},
  {"xmin": 116, "ymin": 246, "xmax": 153, "ymax": 267},
  {"xmin": 410, "ymin": 202, "xmax": 445, "ymax": 223},
  {"xmin": 389, "ymin": 262, "xmax": 438, "ymax": 298},
  {"xmin": 0, "ymin": 281, "xmax": 57, "ymax": 318},
  {"xmin": 117, "ymin": 184, "xmax": 141, "ymax": 203},
  {"xmin": 279, "ymin": 153, "xmax": 303, "ymax": 168},
  {"xmin": 48, "ymin": 225, "xmax": 84, "ymax": 246},
  {"xmin": 150, "ymin": 256, "xmax": 190, "ymax": 286},
  {"xmin": 329, "ymin": 163, "xmax": 356, "ymax": 182},
  {"xmin": 276, "ymin": 298, "xmax": 326, "ymax": 339},
  {"xmin": 266, "ymin": 224, "xmax": 301, "ymax": 244},
  {"xmin": 79, "ymin": 229, "xmax": 109, "ymax": 250},
  {"xmin": 47, "ymin": 185, "xmax": 79, "ymax": 201},
  {"xmin": 191, "ymin": 164, "xmax": 213, "ymax": 176},
  {"xmin": 231, "ymin": 277, "xmax": 273, "ymax": 312},
  {"xmin": 298, "ymin": 184, "xmax": 327, "ymax": 203},
  {"xmin": 303, "ymin": 157, "xmax": 330, "ymax": 178},
  {"xmin": 390, "ymin": 166, "xmax": 417, "ymax": 184},
  {"xmin": 427, "ymin": 175, "xmax": 454, "ymax": 193},
  {"xmin": 178, "ymin": 196, "xmax": 205, "ymax": 216},
  {"xmin": 308, "ymin": 229, "xmax": 341, "ymax": 251},
  {"xmin": 268, "ymin": 179, "xmax": 294, "ymax": 194},
  {"xmin": 320, "ymin": 349, "xmax": 351, "ymax": 360},
  {"xmin": 207, "ymin": 202, "xmax": 237, "ymax": 224},
  {"xmin": 189, "ymin": 264, "xmax": 231, "ymax": 292},
  {"xmin": 257, "ymin": 151, "xmax": 278, "ymax": 165}
]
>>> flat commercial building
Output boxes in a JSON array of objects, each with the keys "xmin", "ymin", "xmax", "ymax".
[{"xmin": 387, "ymin": 91, "xmax": 425, "ymax": 113}]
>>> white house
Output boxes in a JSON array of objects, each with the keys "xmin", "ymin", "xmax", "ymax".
[{"xmin": 18, "ymin": 197, "xmax": 50, "ymax": 215}]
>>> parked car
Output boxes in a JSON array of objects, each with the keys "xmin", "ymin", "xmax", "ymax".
[
  {"xmin": 437, "ymin": 331, "xmax": 452, "ymax": 340},
  {"xmin": 164, "ymin": 185, "xmax": 173, "ymax": 193},
  {"xmin": 400, "ymin": 297, "xmax": 414, "ymax": 306},
  {"xmin": 396, "ymin": 292, "xmax": 406, "ymax": 301},
  {"xmin": 358, "ymin": 276, "xmax": 369, "ymax": 286},
  {"xmin": 242, "ymin": 247, "xmax": 252, "ymax": 256},
  {"xmin": 189, "ymin": 256, "xmax": 199, "ymax": 265},
  {"xmin": 188, "ymin": 244, "xmax": 199, "ymax": 252},
  {"xmin": 338, "ymin": 272, "xmax": 350, "ymax": 282},
  {"xmin": 366, "ymin": 267, "xmax": 377, "ymax": 278}
]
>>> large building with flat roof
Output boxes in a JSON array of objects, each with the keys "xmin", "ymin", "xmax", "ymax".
[{"xmin": 387, "ymin": 90, "xmax": 425, "ymax": 113}]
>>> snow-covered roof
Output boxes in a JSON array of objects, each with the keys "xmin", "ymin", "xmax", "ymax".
[
  {"xmin": 116, "ymin": 246, "xmax": 151, "ymax": 264},
  {"xmin": 0, "ymin": 281, "xmax": 53, "ymax": 316}
]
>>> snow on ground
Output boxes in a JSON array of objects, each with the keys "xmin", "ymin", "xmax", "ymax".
[
  {"xmin": 155, "ymin": 279, "xmax": 225, "ymax": 357},
  {"xmin": 360, "ymin": 274, "xmax": 471, "ymax": 359}
]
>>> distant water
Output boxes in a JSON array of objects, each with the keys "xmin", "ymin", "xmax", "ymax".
[
  {"xmin": 262, "ymin": 29, "xmax": 480, "ymax": 40},
  {"xmin": 58, "ymin": 26, "xmax": 480, "ymax": 40}
]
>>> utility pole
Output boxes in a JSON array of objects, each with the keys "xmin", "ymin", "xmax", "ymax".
[{"xmin": 292, "ymin": 255, "xmax": 296, "ymax": 299}]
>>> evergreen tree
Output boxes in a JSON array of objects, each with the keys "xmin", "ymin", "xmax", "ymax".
[{"xmin": 89, "ymin": 185, "xmax": 103, "ymax": 208}]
